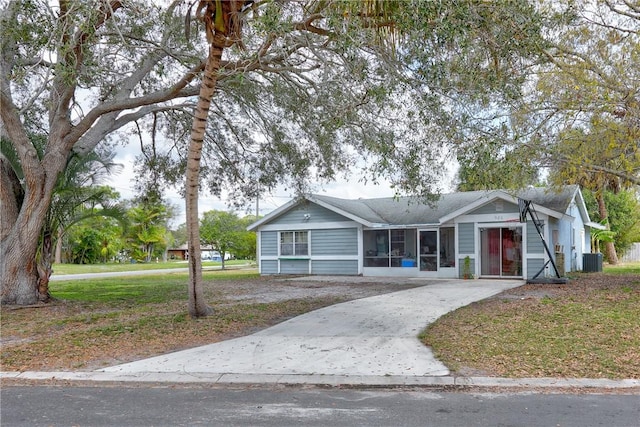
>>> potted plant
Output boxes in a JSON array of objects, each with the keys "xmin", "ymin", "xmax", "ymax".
[{"xmin": 462, "ymin": 256, "xmax": 473, "ymax": 279}]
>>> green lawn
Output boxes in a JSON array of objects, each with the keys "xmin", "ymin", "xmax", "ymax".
[
  {"xmin": 50, "ymin": 269, "xmax": 259, "ymax": 305},
  {"xmin": 604, "ymin": 261, "xmax": 640, "ymax": 274},
  {"xmin": 52, "ymin": 259, "xmax": 256, "ymax": 275}
]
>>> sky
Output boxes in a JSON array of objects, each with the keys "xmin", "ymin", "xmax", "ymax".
[{"xmin": 108, "ymin": 146, "xmax": 459, "ymax": 228}]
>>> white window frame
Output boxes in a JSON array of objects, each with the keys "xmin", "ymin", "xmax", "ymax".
[{"xmin": 279, "ymin": 231, "xmax": 309, "ymax": 257}]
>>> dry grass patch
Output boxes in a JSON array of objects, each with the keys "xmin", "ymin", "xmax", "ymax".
[
  {"xmin": 1, "ymin": 297, "xmax": 340, "ymax": 371},
  {"xmin": 1, "ymin": 272, "xmax": 422, "ymax": 372},
  {"xmin": 421, "ymin": 273, "xmax": 640, "ymax": 379}
]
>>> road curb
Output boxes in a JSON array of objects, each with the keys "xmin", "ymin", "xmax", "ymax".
[{"xmin": 2, "ymin": 371, "xmax": 639, "ymax": 390}]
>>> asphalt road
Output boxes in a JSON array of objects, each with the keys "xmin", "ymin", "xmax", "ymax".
[{"xmin": 2, "ymin": 385, "xmax": 639, "ymax": 427}]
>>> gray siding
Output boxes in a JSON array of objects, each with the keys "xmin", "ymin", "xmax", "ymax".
[
  {"xmin": 527, "ymin": 258, "xmax": 546, "ymax": 278},
  {"xmin": 311, "ymin": 228, "xmax": 358, "ymax": 255},
  {"xmin": 261, "ymin": 231, "xmax": 278, "ymax": 256},
  {"xmin": 270, "ymin": 202, "xmax": 349, "ymax": 225},
  {"xmin": 527, "ymin": 221, "xmax": 545, "ymax": 253},
  {"xmin": 458, "ymin": 223, "xmax": 475, "ymax": 253},
  {"xmin": 311, "ymin": 260, "xmax": 358, "ymax": 275},
  {"xmin": 469, "ymin": 200, "xmax": 519, "ymax": 215},
  {"xmin": 261, "ymin": 260, "xmax": 278, "ymax": 274},
  {"xmin": 280, "ymin": 259, "xmax": 309, "ymax": 274}
]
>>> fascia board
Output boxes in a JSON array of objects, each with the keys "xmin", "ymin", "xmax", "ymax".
[
  {"xmin": 438, "ymin": 191, "xmax": 565, "ymax": 224},
  {"xmin": 307, "ymin": 196, "xmax": 375, "ymax": 227},
  {"xmin": 530, "ymin": 204, "xmax": 565, "ymax": 220},
  {"xmin": 246, "ymin": 198, "xmax": 302, "ymax": 231},
  {"xmin": 438, "ymin": 191, "xmax": 501, "ymax": 224},
  {"xmin": 362, "ymin": 223, "xmax": 440, "ymax": 229},
  {"xmin": 586, "ymin": 221, "xmax": 607, "ymax": 230},
  {"xmin": 573, "ymin": 187, "xmax": 594, "ymax": 224},
  {"xmin": 493, "ymin": 192, "xmax": 565, "ymax": 218}
]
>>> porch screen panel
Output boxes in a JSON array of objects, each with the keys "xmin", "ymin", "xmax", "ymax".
[
  {"xmin": 439, "ymin": 227, "xmax": 455, "ymax": 267},
  {"xmin": 363, "ymin": 230, "xmax": 390, "ymax": 267},
  {"xmin": 419, "ymin": 231, "xmax": 437, "ymax": 271}
]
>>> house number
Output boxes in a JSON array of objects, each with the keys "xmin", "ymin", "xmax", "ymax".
[{"xmin": 494, "ymin": 215, "xmax": 504, "ymax": 220}]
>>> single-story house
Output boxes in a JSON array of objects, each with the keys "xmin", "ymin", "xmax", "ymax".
[
  {"xmin": 167, "ymin": 244, "xmax": 232, "ymax": 261},
  {"xmin": 247, "ymin": 185, "xmax": 604, "ymax": 279}
]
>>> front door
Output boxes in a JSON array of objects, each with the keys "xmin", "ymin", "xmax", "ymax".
[
  {"xmin": 480, "ymin": 227, "xmax": 522, "ymax": 277},
  {"xmin": 419, "ymin": 230, "xmax": 438, "ymax": 271}
]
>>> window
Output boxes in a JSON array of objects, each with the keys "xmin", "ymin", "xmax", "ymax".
[
  {"xmin": 280, "ymin": 231, "xmax": 308, "ymax": 256},
  {"xmin": 480, "ymin": 227, "xmax": 522, "ymax": 277}
]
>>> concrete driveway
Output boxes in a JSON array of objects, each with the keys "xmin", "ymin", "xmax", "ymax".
[{"xmin": 100, "ymin": 279, "xmax": 523, "ymax": 378}]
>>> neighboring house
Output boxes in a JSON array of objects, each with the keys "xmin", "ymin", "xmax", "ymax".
[
  {"xmin": 247, "ymin": 185, "xmax": 604, "ymax": 279},
  {"xmin": 167, "ymin": 244, "xmax": 232, "ymax": 261},
  {"xmin": 167, "ymin": 244, "xmax": 188, "ymax": 260}
]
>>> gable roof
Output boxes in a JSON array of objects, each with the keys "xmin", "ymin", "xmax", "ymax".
[{"xmin": 248, "ymin": 185, "xmax": 588, "ymax": 230}]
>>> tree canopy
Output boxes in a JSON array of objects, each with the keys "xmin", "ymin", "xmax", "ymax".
[
  {"xmin": 1, "ymin": 0, "xmax": 548, "ymax": 305},
  {"xmin": 200, "ymin": 210, "xmax": 254, "ymax": 268}
]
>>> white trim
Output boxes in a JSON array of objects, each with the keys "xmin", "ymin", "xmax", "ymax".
[
  {"xmin": 440, "ymin": 191, "xmax": 503, "ymax": 223},
  {"xmin": 259, "ymin": 221, "xmax": 359, "ymax": 232},
  {"xmin": 456, "ymin": 213, "xmax": 521, "ymax": 224},
  {"xmin": 357, "ymin": 225, "xmax": 364, "ymax": 275},
  {"xmin": 278, "ymin": 230, "xmax": 310, "ymax": 257},
  {"xmin": 247, "ymin": 198, "xmax": 301, "ymax": 231},
  {"xmin": 475, "ymin": 222, "xmax": 526, "ymax": 279},
  {"xmin": 585, "ymin": 221, "xmax": 607, "ymax": 230},
  {"xmin": 572, "ymin": 187, "xmax": 596, "ymax": 225},
  {"xmin": 261, "ymin": 253, "xmax": 359, "ymax": 262},
  {"xmin": 309, "ymin": 255, "xmax": 359, "ymax": 261},
  {"xmin": 362, "ymin": 266, "xmax": 427, "ymax": 277},
  {"xmin": 441, "ymin": 191, "xmax": 566, "ymax": 224},
  {"xmin": 256, "ymin": 231, "xmax": 262, "ymax": 274}
]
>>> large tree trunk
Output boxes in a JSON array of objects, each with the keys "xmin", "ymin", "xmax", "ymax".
[
  {"xmin": 596, "ymin": 192, "xmax": 619, "ymax": 265},
  {"xmin": 35, "ymin": 228, "xmax": 53, "ymax": 302},
  {"xmin": 1, "ymin": 96, "xmax": 63, "ymax": 305},
  {"xmin": 186, "ymin": 39, "xmax": 226, "ymax": 318},
  {"xmin": 0, "ymin": 177, "xmax": 57, "ymax": 305}
]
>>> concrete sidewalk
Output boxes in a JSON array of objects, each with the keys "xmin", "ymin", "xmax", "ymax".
[{"xmin": 3, "ymin": 279, "xmax": 639, "ymax": 390}]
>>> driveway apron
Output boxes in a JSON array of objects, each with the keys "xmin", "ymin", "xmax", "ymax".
[{"xmin": 100, "ymin": 279, "xmax": 523, "ymax": 377}]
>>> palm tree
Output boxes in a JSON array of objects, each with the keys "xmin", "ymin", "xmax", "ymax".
[
  {"xmin": 184, "ymin": 0, "xmax": 399, "ymax": 317},
  {"xmin": 185, "ymin": 0, "xmax": 249, "ymax": 317}
]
